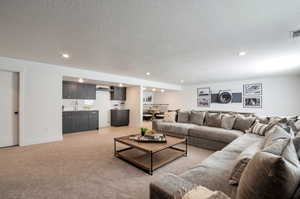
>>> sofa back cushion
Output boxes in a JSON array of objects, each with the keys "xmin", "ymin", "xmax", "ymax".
[
  {"xmin": 229, "ymin": 141, "xmax": 261, "ymax": 185},
  {"xmin": 233, "ymin": 115, "xmax": 256, "ymax": 132},
  {"xmin": 190, "ymin": 111, "xmax": 206, "ymax": 126},
  {"xmin": 177, "ymin": 111, "xmax": 190, "ymax": 123},
  {"xmin": 221, "ymin": 114, "xmax": 236, "ymax": 130},
  {"xmin": 205, "ymin": 113, "xmax": 222, "ymax": 128},
  {"xmin": 237, "ymin": 138, "xmax": 300, "ymax": 199}
]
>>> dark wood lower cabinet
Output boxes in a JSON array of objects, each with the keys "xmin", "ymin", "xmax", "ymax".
[
  {"xmin": 63, "ymin": 111, "xmax": 99, "ymax": 134},
  {"xmin": 111, "ymin": 109, "xmax": 129, "ymax": 127}
]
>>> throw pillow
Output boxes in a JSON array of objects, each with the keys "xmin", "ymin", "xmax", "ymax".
[
  {"xmin": 207, "ymin": 192, "xmax": 231, "ymax": 199},
  {"xmin": 262, "ymin": 126, "xmax": 291, "ymax": 148},
  {"xmin": 254, "ymin": 115, "xmax": 269, "ymax": 124},
  {"xmin": 237, "ymin": 137, "xmax": 300, "ymax": 199},
  {"xmin": 182, "ymin": 185, "xmax": 230, "ymax": 199},
  {"xmin": 290, "ymin": 120, "xmax": 300, "ymax": 136},
  {"xmin": 182, "ymin": 185, "xmax": 214, "ymax": 199},
  {"xmin": 233, "ymin": 115, "xmax": 256, "ymax": 132},
  {"xmin": 246, "ymin": 121, "xmax": 271, "ymax": 136},
  {"xmin": 293, "ymin": 135, "xmax": 300, "ymax": 159},
  {"xmin": 262, "ymin": 138, "xmax": 299, "ymax": 166},
  {"xmin": 221, "ymin": 114, "xmax": 236, "ymax": 130},
  {"xmin": 237, "ymin": 151, "xmax": 300, "ymax": 199},
  {"xmin": 190, "ymin": 111, "xmax": 206, "ymax": 126},
  {"xmin": 268, "ymin": 116, "xmax": 287, "ymax": 124},
  {"xmin": 206, "ymin": 113, "xmax": 222, "ymax": 128},
  {"xmin": 229, "ymin": 141, "xmax": 261, "ymax": 185},
  {"xmin": 163, "ymin": 112, "xmax": 176, "ymax": 123},
  {"xmin": 177, "ymin": 111, "xmax": 190, "ymax": 123}
]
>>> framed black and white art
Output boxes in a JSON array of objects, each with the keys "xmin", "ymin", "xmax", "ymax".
[
  {"xmin": 243, "ymin": 83, "xmax": 262, "ymax": 95},
  {"xmin": 243, "ymin": 83, "xmax": 263, "ymax": 108},
  {"xmin": 197, "ymin": 87, "xmax": 211, "ymax": 107},
  {"xmin": 243, "ymin": 96, "xmax": 262, "ymax": 108}
]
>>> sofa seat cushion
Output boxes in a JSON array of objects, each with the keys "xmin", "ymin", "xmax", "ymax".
[
  {"xmin": 157, "ymin": 122, "xmax": 198, "ymax": 136},
  {"xmin": 222, "ymin": 133, "xmax": 264, "ymax": 153},
  {"xmin": 189, "ymin": 126, "xmax": 244, "ymax": 143},
  {"xmin": 180, "ymin": 151, "xmax": 238, "ymax": 197}
]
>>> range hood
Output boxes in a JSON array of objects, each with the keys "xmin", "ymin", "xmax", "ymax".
[{"xmin": 96, "ymin": 85, "xmax": 112, "ymax": 92}]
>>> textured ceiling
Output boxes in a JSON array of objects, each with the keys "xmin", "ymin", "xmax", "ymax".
[{"xmin": 1, "ymin": 0, "xmax": 300, "ymax": 84}]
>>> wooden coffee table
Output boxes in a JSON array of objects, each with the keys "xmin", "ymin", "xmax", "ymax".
[{"xmin": 114, "ymin": 135, "xmax": 187, "ymax": 175}]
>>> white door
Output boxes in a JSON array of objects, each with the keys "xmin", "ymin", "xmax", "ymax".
[{"xmin": 0, "ymin": 71, "xmax": 19, "ymax": 147}]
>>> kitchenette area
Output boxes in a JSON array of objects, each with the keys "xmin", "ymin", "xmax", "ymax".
[{"xmin": 62, "ymin": 79, "xmax": 130, "ymax": 134}]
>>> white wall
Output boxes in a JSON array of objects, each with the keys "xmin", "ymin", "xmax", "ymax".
[
  {"xmin": 154, "ymin": 75, "xmax": 300, "ymax": 116},
  {"xmin": 0, "ymin": 56, "xmax": 180, "ymax": 146},
  {"xmin": 125, "ymin": 86, "xmax": 143, "ymax": 127}
]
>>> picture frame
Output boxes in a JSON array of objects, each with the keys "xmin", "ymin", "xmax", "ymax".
[
  {"xmin": 197, "ymin": 87, "xmax": 211, "ymax": 107},
  {"xmin": 243, "ymin": 96, "xmax": 262, "ymax": 108},
  {"xmin": 243, "ymin": 83, "xmax": 262, "ymax": 95},
  {"xmin": 143, "ymin": 92, "xmax": 153, "ymax": 104}
]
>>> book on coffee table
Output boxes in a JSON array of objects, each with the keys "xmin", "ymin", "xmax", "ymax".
[{"xmin": 129, "ymin": 134, "xmax": 167, "ymax": 143}]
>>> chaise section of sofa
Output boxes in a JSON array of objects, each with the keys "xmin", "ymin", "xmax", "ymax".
[
  {"xmin": 149, "ymin": 130, "xmax": 265, "ymax": 199},
  {"xmin": 150, "ymin": 111, "xmax": 300, "ymax": 199},
  {"xmin": 150, "ymin": 173, "xmax": 195, "ymax": 199}
]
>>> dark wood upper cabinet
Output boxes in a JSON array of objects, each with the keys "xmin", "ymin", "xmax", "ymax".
[
  {"xmin": 110, "ymin": 86, "xmax": 126, "ymax": 101},
  {"xmin": 63, "ymin": 81, "xmax": 96, "ymax": 100},
  {"xmin": 63, "ymin": 81, "xmax": 77, "ymax": 99},
  {"xmin": 86, "ymin": 84, "xmax": 96, "ymax": 99}
]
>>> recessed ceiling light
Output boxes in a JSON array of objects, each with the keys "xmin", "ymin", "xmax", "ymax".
[
  {"xmin": 152, "ymin": 88, "xmax": 156, "ymax": 92},
  {"xmin": 62, "ymin": 53, "xmax": 70, "ymax": 59},
  {"xmin": 180, "ymin": 80, "xmax": 184, "ymax": 83},
  {"xmin": 238, "ymin": 51, "xmax": 247, "ymax": 56},
  {"xmin": 78, "ymin": 78, "xmax": 84, "ymax": 83},
  {"xmin": 146, "ymin": 72, "xmax": 151, "ymax": 76},
  {"xmin": 119, "ymin": 83, "xmax": 123, "ymax": 87},
  {"xmin": 161, "ymin": 89, "xmax": 165, "ymax": 93}
]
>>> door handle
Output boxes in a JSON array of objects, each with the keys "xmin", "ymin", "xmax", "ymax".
[{"xmin": 14, "ymin": 111, "xmax": 19, "ymax": 115}]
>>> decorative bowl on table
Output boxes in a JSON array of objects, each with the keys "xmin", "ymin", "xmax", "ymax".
[{"xmin": 129, "ymin": 134, "xmax": 167, "ymax": 143}]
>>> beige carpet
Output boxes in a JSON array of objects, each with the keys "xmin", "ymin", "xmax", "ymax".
[{"xmin": 0, "ymin": 125, "xmax": 213, "ymax": 199}]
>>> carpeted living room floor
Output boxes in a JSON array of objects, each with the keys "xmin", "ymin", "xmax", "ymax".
[{"xmin": 0, "ymin": 123, "xmax": 213, "ymax": 199}]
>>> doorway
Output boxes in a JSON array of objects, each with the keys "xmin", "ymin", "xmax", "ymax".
[{"xmin": 0, "ymin": 70, "xmax": 19, "ymax": 147}]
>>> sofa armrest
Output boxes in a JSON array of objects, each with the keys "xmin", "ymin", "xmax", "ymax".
[
  {"xmin": 152, "ymin": 120, "xmax": 162, "ymax": 131},
  {"xmin": 150, "ymin": 173, "xmax": 195, "ymax": 199}
]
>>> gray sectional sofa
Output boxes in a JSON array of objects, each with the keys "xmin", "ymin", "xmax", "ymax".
[
  {"xmin": 150, "ymin": 110, "xmax": 300, "ymax": 199},
  {"xmin": 152, "ymin": 111, "xmax": 253, "ymax": 151}
]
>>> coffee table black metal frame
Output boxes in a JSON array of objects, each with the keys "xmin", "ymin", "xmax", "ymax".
[{"xmin": 114, "ymin": 135, "xmax": 187, "ymax": 175}]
